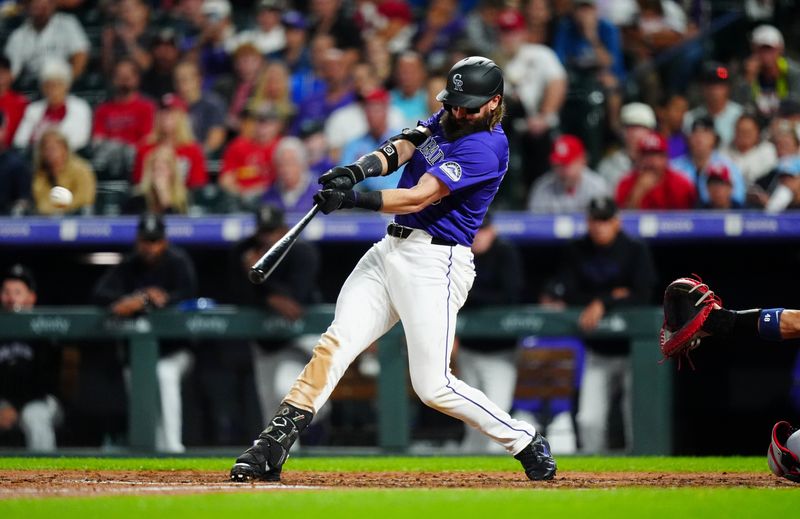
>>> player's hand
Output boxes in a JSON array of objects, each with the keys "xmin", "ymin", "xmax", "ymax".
[
  {"xmin": 579, "ymin": 299, "xmax": 605, "ymax": 332},
  {"xmin": 319, "ymin": 165, "xmax": 362, "ymax": 190},
  {"xmin": 0, "ymin": 403, "xmax": 18, "ymax": 430},
  {"xmin": 144, "ymin": 287, "xmax": 169, "ymax": 308},
  {"xmin": 111, "ymin": 294, "xmax": 148, "ymax": 316},
  {"xmin": 314, "ymin": 189, "xmax": 356, "ymax": 214}
]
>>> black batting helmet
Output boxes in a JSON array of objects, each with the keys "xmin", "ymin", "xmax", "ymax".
[{"xmin": 436, "ymin": 56, "xmax": 504, "ymax": 110}]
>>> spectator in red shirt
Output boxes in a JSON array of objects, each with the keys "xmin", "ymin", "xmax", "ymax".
[
  {"xmin": 133, "ymin": 94, "xmax": 207, "ymax": 189},
  {"xmin": 93, "ymin": 59, "xmax": 156, "ymax": 146},
  {"xmin": 615, "ymin": 131, "xmax": 697, "ymax": 210},
  {"xmin": 0, "ymin": 57, "xmax": 28, "ymax": 148},
  {"xmin": 219, "ymin": 104, "xmax": 284, "ymax": 206}
]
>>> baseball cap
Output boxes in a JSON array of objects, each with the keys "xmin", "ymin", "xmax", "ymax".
[
  {"xmin": 255, "ymin": 204, "xmax": 285, "ymax": 232},
  {"xmin": 362, "ymin": 88, "xmax": 390, "ymax": 104},
  {"xmin": 202, "ymin": 0, "xmax": 231, "ymax": 20},
  {"xmin": 620, "ymin": 102, "xmax": 656, "ymax": 129},
  {"xmin": 705, "ymin": 163, "xmax": 731, "ymax": 185},
  {"xmin": 281, "ymin": 10, "xmax": 307, "ymax": 30},
  {"xmin": 137, "ymin": 213, "xmax": 167, "ymax": 241},
  {"xmin": 588, "ymin": 196, "xmax": 618, "ymax": 221},
  {"xmin": 699, "ymin": 61, "xmax": 729, "ymax": 84},
  {"xmin": 637, "ymin": 131, "xmax": 668, "ymax": 154},
  {"xmin": 377, "ymin": 0, "xmax": 413, "ymax": 23},
  {"xmin": 691, "ymin": 115, "xmax": 717, "ymax": 133},
  {"xmin": 2, "ymin": 264, "xmax": 36, "ymax": 292},
  {"xmin": 497, "ymin": 8, "xmax": 526, "ymax": 33},
  {"xmin": 752, "ymin": 24, "xmax": 784, "ymax": 48},
  {"xmin": 160, "ymin": 93, "xmax": 188, "ymax": 112},
  {"xmin": 549, "ymin": 134, "xmax": 585, "ymax": 165}
]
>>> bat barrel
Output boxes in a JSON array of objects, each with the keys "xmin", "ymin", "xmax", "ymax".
[{"xmin": 248, "ymin": 267, "xmax": 267, "ymax": 284}]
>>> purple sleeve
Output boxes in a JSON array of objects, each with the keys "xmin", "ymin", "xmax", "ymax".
[
  {"xmin": 427, "ymin": 138, "xmax": 502, "ymax": 192},
  {"xmin": 418, "ymin": 108, "xmax": 445, "ymax": 132}
]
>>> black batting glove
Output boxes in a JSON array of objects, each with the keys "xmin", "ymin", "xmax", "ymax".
[
  {"xmin": 314, "ymin": 189, "xmax": 357, "ymax": 214},
  {"xmin": 319, "ymin": 165, "xmax": 364, "ymax": 190}
]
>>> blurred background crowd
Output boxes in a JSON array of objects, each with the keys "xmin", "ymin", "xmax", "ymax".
[{"xmin": 2, "ymin": 0, "xmax": 800, "ymax": 457}]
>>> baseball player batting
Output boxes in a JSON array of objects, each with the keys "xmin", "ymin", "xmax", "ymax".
[
  {"xmin": 661, "ymin": 276, "xmax": 800, "ymax": 482},
  {"xmin": 230, "ymin": 56, "xmax": 557, "ymax": 483}
]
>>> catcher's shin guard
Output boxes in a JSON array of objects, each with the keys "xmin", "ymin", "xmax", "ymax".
[
  {"xmin": 231, "ymin": 403, "xmax": 313, "ymax": 482},
  {"xmin": 515, "ymin": 432, "xmax": 557, "ymax": 481}
]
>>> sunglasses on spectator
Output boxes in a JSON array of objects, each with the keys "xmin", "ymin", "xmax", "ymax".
[{"xmin": 444, "ymin": 103, "xmax": 481, "ymax": 114}]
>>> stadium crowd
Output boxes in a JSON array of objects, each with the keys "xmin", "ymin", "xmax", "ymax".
[
  {"xmin": 2, "ymin": 0, "xmax": 800, "ymax": 454},
  {"xmin": 0, "ymin": 0, "xmax": 800, "ymax": 215}
]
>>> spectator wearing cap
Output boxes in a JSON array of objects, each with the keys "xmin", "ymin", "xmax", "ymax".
[
  {"xmin": 3, "ymin": 0, "xmax": 89, "ymax": 87},
  {"xmin": 185, "ymin": 0, "xmax": 235, "ymax": 89},
  {"xmin": 227, "ymin": 0, "xmax": 287, "ymax": 56},
  {"xmin": 750, "ymin": 122, "xmax": 800, "ymax": 211},
  {"xmin": 262, "ymin": 137, "xmax": 317, "ymax": 212},
  {"xmin": 672, "ymin": 116, "xmax": 747, "ymax": 206},
  {"xmin": 214, "ymin": 43, "xmax": 265, "ymax": 135},
  {"xmin": 655, "ymin": 93, "xmax": 689, "ymax": 159},
  {"xmin": 133, "ymin": 94, "xmax": 208, "ymax": 189},
  {"xmin": 0, "ymin": 265, "xmax": 63, "ymax": 451},
  {"xmin": 100, "ymin": 0, "xmax": 153, "ymax": 75},
  {"xmin": 174, "ymin": 60, "xmax": 227, "ymax": 157},
  {"xmin": 321, "ymin": 60, "xmax": 404, "ymax": 159},
  {"xmin": 500, "ymin": 6, "xmax": 567, "ymax": 192},
  {"xmin": 598, "ymin": 102, "xmax": 657, "ymax": 192},
  {"xmin": 732, "ymin": 25, "xmax": 800, "ymax": 120},
  {"xmin": 616, "ymin": 131, "xmax": 696, "ymax": 209},
  {"xmin": 141, "ymin": 29, "xmax": 181, "ymax": 101},
  {"xmin": 390, "ymin": 51, "xmax": 429, "ymax": 130},
  {"xmin": 456, "ymin": 211, "xmax": 525, "ymax": 454},
  {"xmin": 339, "ymin": 88, "xmax": 403, "ymax": 191},
  {"xmin": 541, "ymin": 195, "xmax": 656, "ymax": 453},
  {"xmin": 32, "ymin": 128, "xmax": 96, "ymax": 215},
  {"xmin": 357, "ymin": 0, "xmax": 414, "ymax": 54},
  {"xmin": 92, "ymin": 213, "xmax": 198, "ymax": 453},
  {"xmin": 219, "ymin": 105, "xmax": 284, "ymax": 205},
  {"xmin": 275, "ymin": 10, "xmax": 312, "ymax": 77},
  {"xmin": 299, "ymin": 120, "xmax": 335, "ymax": 176},
  {"xmin": 682, "ymin": 62, "xmax": 743, "ymax": 148},
  {"xmin": 13, "ymin": 58, "xmax": 92, "ymax": 152},
  {"xmin": 0, "ymin": 111, "xmax": 31, "ymax": 215},
  {"xmin": 528, "ymin": 134, "xmax": 609, "ymax": 213},
  {"xmin": 721, "ymin": 113, "xmax": 777, "ymax": 186},
  {"xmin": 699, "ymin": 163, "xmax": 740, "ymax": 210},
  {"xmin": 0, "ymin": 57, "xmax": 28, "ymax": 149}
]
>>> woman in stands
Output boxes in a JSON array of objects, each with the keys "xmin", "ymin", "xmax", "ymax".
[
  {"xmin": 32, "ymin": 129, "xmax": 96, "ymax": 215},
  {"xmin": 127, "ymin": 145, "xmax": 189, "ymax": 214}
]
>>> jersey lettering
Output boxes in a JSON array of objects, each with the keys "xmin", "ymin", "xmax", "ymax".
[{"xmin": 419, "ymin": 136, "xmax": 445, "ymax": 165}]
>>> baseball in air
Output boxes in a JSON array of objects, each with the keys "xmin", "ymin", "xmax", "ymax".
[{"xmin": 49, "ymin": 186, "xmax": 73, "ymax": 208}]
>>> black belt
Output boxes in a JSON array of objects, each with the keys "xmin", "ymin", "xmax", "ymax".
[{"xmin": 387, "ymin": 223, "xmax": 456, "ymax": 246}]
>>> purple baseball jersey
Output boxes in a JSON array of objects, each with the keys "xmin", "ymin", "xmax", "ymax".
[{"xmin": 395, "ymin": 109, "xmax": 509, "ymax": 246}]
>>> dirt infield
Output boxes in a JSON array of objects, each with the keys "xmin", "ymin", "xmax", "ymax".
[{"xmin": 0, "ymin": 470, "xmax": 794, "ymax": 498}]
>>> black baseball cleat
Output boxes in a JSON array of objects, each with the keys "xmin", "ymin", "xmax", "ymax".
[
  {"xmin": 515, "ymin": 432, "xmax": 557, "ymax": 481},
  {"xmin": 230, "ymin": 438, "xmax": 284, "ymax": 482}
]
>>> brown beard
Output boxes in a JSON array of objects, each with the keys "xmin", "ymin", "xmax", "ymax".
[{"xmin": 440, "ymin": 110, "xmax": 493, "ymax": 141}]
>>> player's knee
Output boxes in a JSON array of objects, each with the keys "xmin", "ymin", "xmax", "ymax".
[{"xmin": 411, "ymin": 382, "xmax": 449, "ymax": 410}]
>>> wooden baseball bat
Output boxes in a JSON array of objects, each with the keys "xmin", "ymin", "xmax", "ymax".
[{"xmin": 249, "ymin": 204, "xmax": 321, "ymax": 284}]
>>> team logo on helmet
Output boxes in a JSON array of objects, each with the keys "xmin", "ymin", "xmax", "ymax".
[
  {"xmin": 440, "ymin": 161, "xmax": 462, "ymax": 181},
  {"xmin": 452, "ymin": 74, "xmax": 464, "ymax": 92}
]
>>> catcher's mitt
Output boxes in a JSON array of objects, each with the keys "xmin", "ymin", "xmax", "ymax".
[{"xmin": 659, "ymin": 275, "xmax": 722, "ymax": 360}]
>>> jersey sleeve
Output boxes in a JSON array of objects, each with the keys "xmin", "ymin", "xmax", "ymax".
[
  {"xmin": 418, "ymin": 108, "xmax": 445, "ymax": 132},
  {"xmin": 427, "ymin": 137, "xmax": 503, "ymax": 192}
]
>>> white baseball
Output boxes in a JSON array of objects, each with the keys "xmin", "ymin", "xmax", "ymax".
[{"xmin": 50, "ymin": 186, "xmax": 73, "ymax": 208}]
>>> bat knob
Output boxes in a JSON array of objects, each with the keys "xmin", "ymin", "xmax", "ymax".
[{"xmin": 249, "ymin": 267, "xmax": 267, "ymax": 284}]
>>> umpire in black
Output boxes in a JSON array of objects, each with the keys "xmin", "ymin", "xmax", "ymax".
[{"xmin": 544, "ymin": 196, "xmax": 656, "ymax": 453}]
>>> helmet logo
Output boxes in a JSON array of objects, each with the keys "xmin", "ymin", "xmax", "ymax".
[{"xmin": 452, "ymin": 73, "xmax": 463, "ymax": 92}]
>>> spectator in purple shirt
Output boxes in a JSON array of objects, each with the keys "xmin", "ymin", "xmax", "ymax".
[{"xmin": 291, "ymin": 47, "xmax": 356, "ymax": 136}]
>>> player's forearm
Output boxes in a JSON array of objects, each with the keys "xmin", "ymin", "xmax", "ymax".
[
  {"xmin": 780, "ymin": 310, "xmax": 800, "ymax": 339},
  {"xmin": 378, "ymin": 173, "xmax": 448, "ymax": 214}
]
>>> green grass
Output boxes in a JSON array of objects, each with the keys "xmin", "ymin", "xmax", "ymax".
[
  {"xmin": 0, "ymin": 455, "xmax": 768, "ymax": 473},
  {"xmin": 0, "ymin": 488, "xmax": 796, "ymax": 519}
]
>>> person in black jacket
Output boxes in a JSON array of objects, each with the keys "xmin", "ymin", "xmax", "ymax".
[
  {"xmin": 0, "ymin": 265, "xmax": 62, "ymax": 451},
  {"xmin": 543, "ymin": 196, "xmax": 656, "ymax": 453},
  {"xmin": 457, "ymin": 213, "xmax": 523, "ymax": 453},
  {"xmin": 92, "ymin": 213, "xmax": 197, "ymax": 452},
  {"xmin": 230, "ymin": 204, "xmax": 321, "ymax": 428}
]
